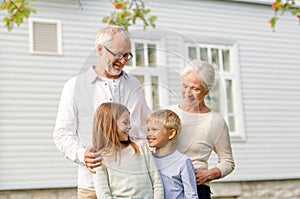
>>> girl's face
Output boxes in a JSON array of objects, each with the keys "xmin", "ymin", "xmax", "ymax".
[{"xmin": 116, "ymin": 111, "xmax": 131, "ymax": 141}]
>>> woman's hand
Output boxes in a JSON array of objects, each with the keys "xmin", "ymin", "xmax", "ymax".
[
  {"xmin": 195, "ymin": 167, "xmax": 221, "ymax": 185},
  {"xmin": 84, "ymin": 147, "xmax": 102, "ymax": 173}
]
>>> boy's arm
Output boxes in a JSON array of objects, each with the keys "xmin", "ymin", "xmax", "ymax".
[{"xmin": 181, "ymin": 158, "xmax": 199, "ymax": 199}]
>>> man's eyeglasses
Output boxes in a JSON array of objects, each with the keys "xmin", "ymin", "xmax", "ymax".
[{"xmin": 103, "ymin": 46, "xmax": 133, "ymax": 60}]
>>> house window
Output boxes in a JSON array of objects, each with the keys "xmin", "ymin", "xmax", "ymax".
[
  {"xmin": 125, "ymin": 40, "xmax": 167, "ymax": 111},
  {"xmin": 29, "ymin": 18, "xmax": 62, "ymax": 55},
  {"xmin": 187, "ymin": 44, "xmax": 245, "ymax": 140}
]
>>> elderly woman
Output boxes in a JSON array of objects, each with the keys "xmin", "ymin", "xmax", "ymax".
[{"xmin": 167, "ymin": 60, "xmax": 235, "ymax": 199}]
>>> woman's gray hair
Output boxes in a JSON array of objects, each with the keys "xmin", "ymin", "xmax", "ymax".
[
  {"xmin": 181, "ymin": 60, "xmax": 215, "ymax": 89},
  {"xmin": 95, "ymin": 25, "xmax": 131, "ymax": 48}
]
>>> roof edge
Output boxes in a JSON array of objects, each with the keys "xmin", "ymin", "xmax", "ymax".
[{"xmin": 228, "ymin": 0, "xmax": 300, "ymax": 7}]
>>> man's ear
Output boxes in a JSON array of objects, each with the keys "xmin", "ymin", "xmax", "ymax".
[
  {"xmin": 168, "ymin": 129, "xmax": 177, "ymax": 140},
  {"xmin": 97, "ymin": 45, "xmax": 103, "ymax": 56}
]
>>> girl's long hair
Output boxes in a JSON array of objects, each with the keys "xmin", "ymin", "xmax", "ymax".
[{"xmin": 93, "ymin": 102, "xmax": 139, "ymax": 161}]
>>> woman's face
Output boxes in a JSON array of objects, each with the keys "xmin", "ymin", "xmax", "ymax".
[
  {"xmin": 181, "ymin": 72, "xmax": 209, "ymax": 106},
  {"xmin": 116, "ymin": 111, "xmax": 131, "ymax": 142}
]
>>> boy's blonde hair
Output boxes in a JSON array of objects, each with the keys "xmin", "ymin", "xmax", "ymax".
[{"xmin": 147, "ymin": 109, "xmax": 181, "ymax": 137}]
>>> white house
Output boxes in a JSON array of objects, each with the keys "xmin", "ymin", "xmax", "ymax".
[{"xmin": 0, "ymin": 0, "xmax": 300, "ymax": 198}]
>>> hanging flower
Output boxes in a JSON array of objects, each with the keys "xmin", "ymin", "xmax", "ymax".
[
  {"xmin": 0, "ymin": 0, "xmax": 36, "ymax": 31},
  {"xmin": 103, "ymin": 0, "xmax": 157, "ymax": 31},
  {"xmin": 269, "ymin": 0, "xmax": 300, "ymax": 31}
]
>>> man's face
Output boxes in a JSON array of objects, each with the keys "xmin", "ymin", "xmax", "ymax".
[{"xmin": 101, "ymin": 33, "xmax": 131, "ymax": 78}]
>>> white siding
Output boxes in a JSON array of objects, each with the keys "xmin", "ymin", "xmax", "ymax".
[
  {"xmin": 146, "ymin": 0, "xmax": 300, "ymax": 182},
  {"xmin": 0, "ymin": 0, "xmax": 106, "ymax": 190},
  {"xmin": 0, "ymin": 0, "xmax": 300, "ymax": 190}
]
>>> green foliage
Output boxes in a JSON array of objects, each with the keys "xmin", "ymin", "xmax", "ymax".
[
  {"xmin": 269, "ymin": 0, "xmax": 300, "ymax": 31},
  {"xmin": 102, "ymin": 0, "xmax": 157, "ymax": 31},
  {"xmin": 0, "ymin": 0, "xmax": 36, "ymax": 31}
]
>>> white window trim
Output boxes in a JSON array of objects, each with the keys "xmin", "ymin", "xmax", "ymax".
[
  {"xmin": 29, "ymin": 18, "xmax": 62, "ymax": 55},
  {"xmin": 124, "ymin": 38, "xmax": 168, "ymax": 110},
  {"xmin": 186, "ymin": 42, "xmax": 245, "ymax": 142},
  {"xmin": 230, "ymin": 43, "xmax": 246, "ymax": 142}
]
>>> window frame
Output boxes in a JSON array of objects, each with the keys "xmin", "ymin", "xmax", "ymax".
[
  {"xmin": 29, "ymin": 18, "xmax": 62, "ymax": 55},
  {"xmin": 124, "ymin": 39, "xmax": 168, "ymax": 111}
]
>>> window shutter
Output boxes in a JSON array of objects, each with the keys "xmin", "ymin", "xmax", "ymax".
[{"xmin": 30, "ymin": 19, "xmax": 62, "ymax": 55}]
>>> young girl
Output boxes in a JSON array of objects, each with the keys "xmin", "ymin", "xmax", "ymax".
[{"xmin": 92, "ymin": 102, "xmax": 164, "ymax": 199}]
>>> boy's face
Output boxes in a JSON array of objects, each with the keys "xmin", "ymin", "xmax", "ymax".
[{"xmin": 146, "ymin": 121, "xmax": 170, "ymax": 149}]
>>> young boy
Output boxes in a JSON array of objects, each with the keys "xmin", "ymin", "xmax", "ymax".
[{"xmin": 146, "ymin": 109, "xmax": 198, "ymax": 199}]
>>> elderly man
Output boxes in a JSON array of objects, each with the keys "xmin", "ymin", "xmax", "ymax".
[{"xmin": 53, "ymin": 25, "xmax": 150, "ymax": 199}]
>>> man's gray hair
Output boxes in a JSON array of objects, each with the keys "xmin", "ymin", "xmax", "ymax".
[{"xmin": 95, "ymin": 25, "xmax": 131, "ymax": 48}]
